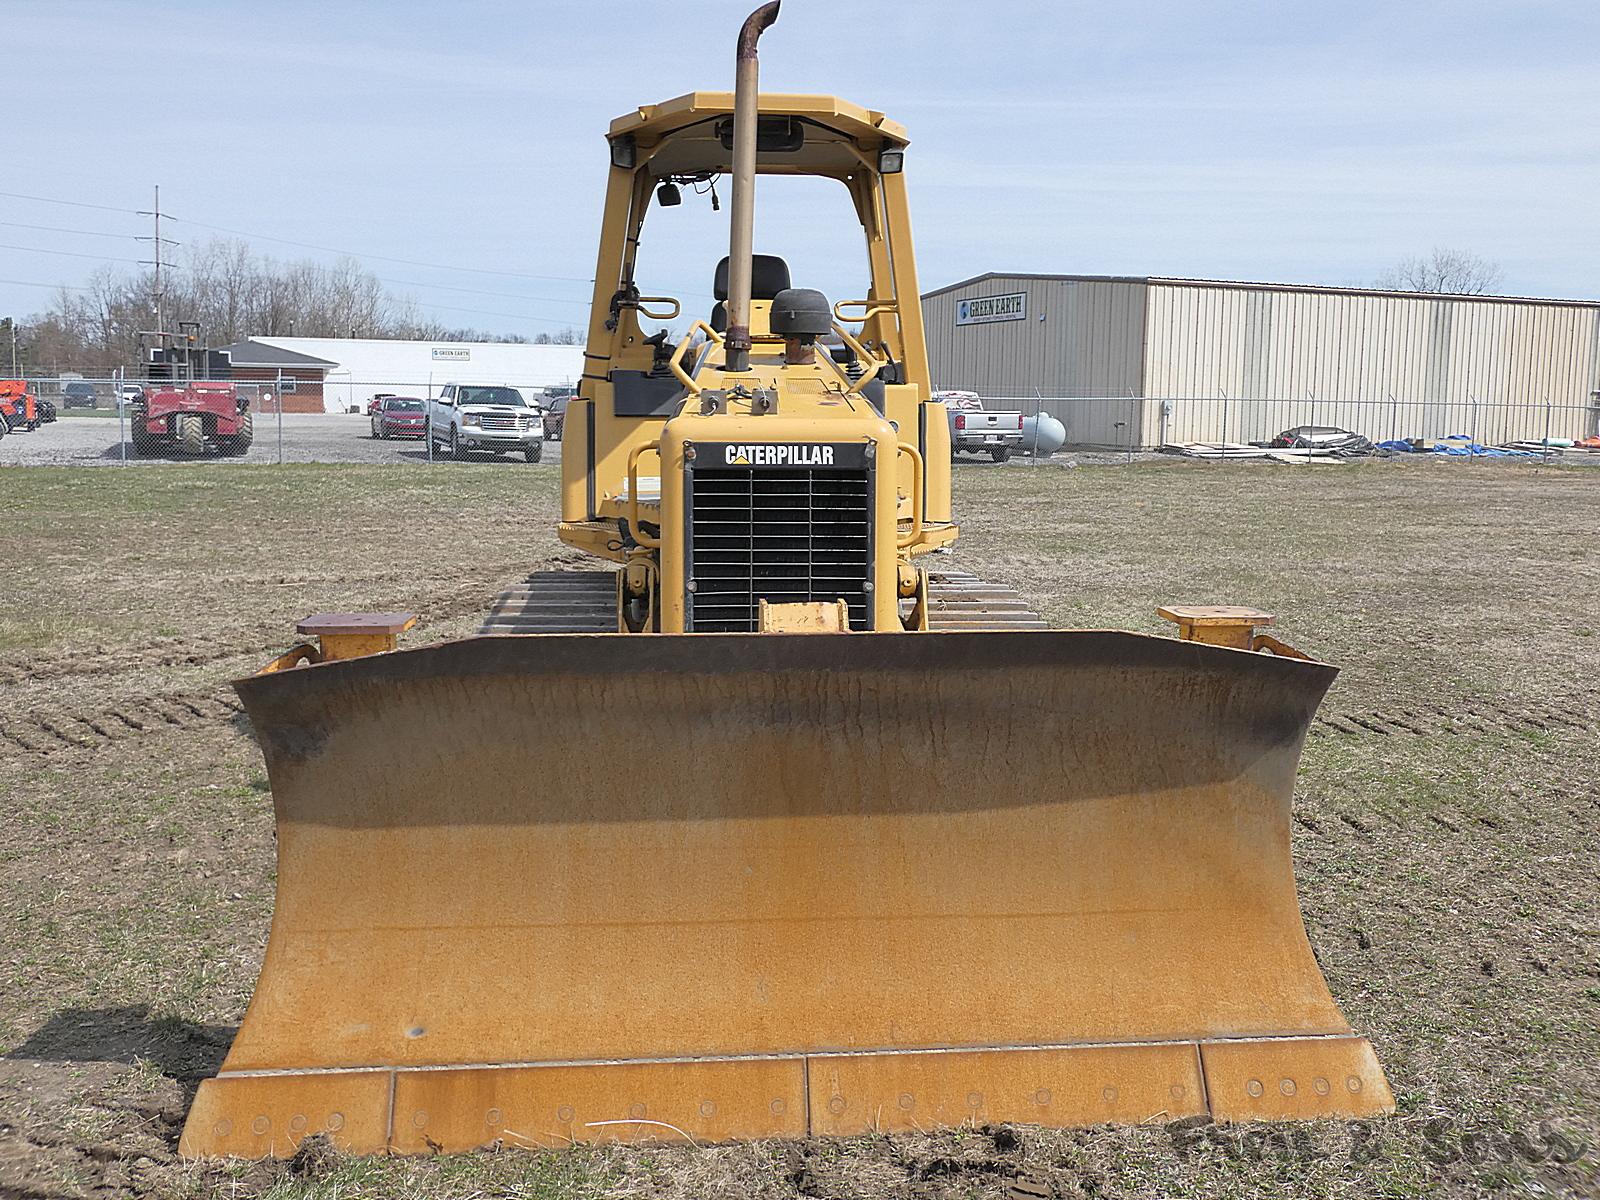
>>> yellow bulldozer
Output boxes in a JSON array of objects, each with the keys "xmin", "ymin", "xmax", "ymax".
[{"xmin": 180, "ymin": 2, "xmax": 1393, "ymax": 1158}]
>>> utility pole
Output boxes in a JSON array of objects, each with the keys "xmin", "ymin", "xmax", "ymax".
[
  {"xmin": 4, "ymin": 318, "xmax": 15, "ymax": 374},
  {"xmin": 136, "ymin": 185, "xmax": 180, "ymax": 334}
]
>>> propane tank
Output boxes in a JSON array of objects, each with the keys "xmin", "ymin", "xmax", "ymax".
[{"xmin": 1022, "ymin": 411, "xmax": 1066, "ymax": 456}]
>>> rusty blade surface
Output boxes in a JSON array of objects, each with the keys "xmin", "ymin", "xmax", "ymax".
[{"xmin": 182, "ymin": 630, "xmax": 1393, "ymax": 1156}]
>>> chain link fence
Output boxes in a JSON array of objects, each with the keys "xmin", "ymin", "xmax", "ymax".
[
  {"xmin": 3, "ymin": 374, "xmax": 1597, "ymax": 467},
  {"xmin": 0, "ymin": 374, "xmax": 568, "ymax": 466},
  {"xmin": 993, "ymin": 392, "xmax": 1600, "ymax": 461}
]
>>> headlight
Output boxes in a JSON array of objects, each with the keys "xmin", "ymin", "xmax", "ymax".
[{"xmin": 463, "ymin": 413, "xmax": 480, "ymax": 427}]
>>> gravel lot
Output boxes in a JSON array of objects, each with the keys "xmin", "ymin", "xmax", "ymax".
[{"xmin": 0, "ymin": 413, "xmax": 566, "ymax": 468}]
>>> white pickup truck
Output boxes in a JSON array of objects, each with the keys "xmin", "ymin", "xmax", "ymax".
[
  {"xmin": 427, "ymin": 383, "xmax": 545, "ymax": 462},
  {"xmin": 935, "ymin": 391, "xmax": 1025, "ymax": 462}
]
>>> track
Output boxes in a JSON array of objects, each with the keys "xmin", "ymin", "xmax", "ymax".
[
  {"xmin": 473, "ymin": 567, "xmax": 1600, "ymax": 740},
  {"xmin": 922, "ymin": 567, "xmax": 1050, "ymax": 630},
  {"xmin": 5, "ymin": 573, "xmax": 1593, "ymax": 766},
  {"xmin": 480, "ymin": 566, "xmax": 1052, "ymax": 635},
  {"xmin": 479, "ymin": 571, "xmax": 619, "ymax": 634}
]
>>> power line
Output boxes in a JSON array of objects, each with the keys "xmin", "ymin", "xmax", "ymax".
[
  {"xmin": 0, "ymin": 186, "xmax": 726, "ymax": 329},
  {"xmin": 168, "ymin": 215, "xmax": 595, "ymax": 285},
  {"xmin": 414, "ymin": 299, "xmax": 585, "ymax": 328},
  {"xmin": 0, "ymin": 277, "xmax": 89, "ymax": 292},
  {"xmin": 0, "ymin": 190, "xmax": 141, "ymax": 215},
  {"xmin": 372, "ymin": 274, "xmax": 590, "ymax": 310},
  {"xmin": 2, "ymin": 185, "xmax": 593, "ymax": 285},
  {"xmin": 0, "ymin": 220, "xmax": 140, "ymax": 240},
  {"xmin": 0, "ymin": 242, "xmax": 180, "ymax": 269}
]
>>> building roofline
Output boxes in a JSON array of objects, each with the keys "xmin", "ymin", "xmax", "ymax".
[
  {"xmin": 922, "ymin": 272, "xmax": 1600, "ymax": 310},
  {"xmin": 253, "ymin": 336, "xmax": 584, "ymax": 350},
  {"xmin": 218, "ymin": 339, "xmax": 339, "ymax": 368},
  {"xmin": 921, "ymin": 272, "xmax": 1151, "ymax": 299}
]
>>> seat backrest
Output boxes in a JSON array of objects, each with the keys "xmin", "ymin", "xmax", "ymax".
[
  {"xmin": 713, "ymin": 255, "xmax": 791, "ymax": 301},
  {"xmin": 712, "ymin": 255, "xmax": 791, "ymax": 340}
]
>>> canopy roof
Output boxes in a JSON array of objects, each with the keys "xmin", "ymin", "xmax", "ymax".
[{"xmin": 610, "ymin": 92, "xmax": 907, "ymax": 179}]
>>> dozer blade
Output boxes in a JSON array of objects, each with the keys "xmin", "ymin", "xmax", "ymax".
[{"xmin": 181, "ymin": 631, "xmax": 1392, "ymax": 1158}]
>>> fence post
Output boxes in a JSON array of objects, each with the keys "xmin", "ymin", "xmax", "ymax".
[
  {"xmin": 276, "ymin": 369, "xmax": 284, "ymax": 464},
  {"xmin": 1388, "ymin": 392, "xmax": 1397, "ymax": 444},
  {"xmin": 1543, "ymin": 395, "xmax": 1552, "ymax": 465},
  {"xmin": 1219, "ymin": 389, "xmax": 1229, "ymax": 456},
  {"xmin": 116, "ymin": 367, "xmax": 126, "ymax": 464},
  {"xmin": 1029, "ymin": 389, "xmax": 1041, "ymax": 466},
  {"xmin": 427, "ymin": 371, "xmax": 434, "ymax": 464}
]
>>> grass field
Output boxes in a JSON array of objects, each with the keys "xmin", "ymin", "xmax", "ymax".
[{"xmin": 1, "ymin": 458, "xmax": 1597, "ymax": 1199}]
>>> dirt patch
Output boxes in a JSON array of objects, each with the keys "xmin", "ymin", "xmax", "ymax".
[{"xmin": 2, "ymin": 461, "xmax": 1598, "ymax": 1198}]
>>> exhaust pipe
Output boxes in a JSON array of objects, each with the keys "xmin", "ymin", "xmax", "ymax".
[{"xmin": 725, "ymin": 1, "xmax": 780, "ymax": 374}]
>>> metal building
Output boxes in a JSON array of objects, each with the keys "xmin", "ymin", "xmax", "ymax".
[
  {"xmin": 244, "ymin": 337, "xmax": 584, "ymax": 413},
  {"xmin": 922, "ymin": 274, "xmax": 1600, "ymax": 448}
]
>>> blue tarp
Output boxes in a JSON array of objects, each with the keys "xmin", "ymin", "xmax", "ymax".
[
  {"xmin": 1433, "ymin": 438, "xmax": 1535, "ymax": 458},
  {"xmin": 1377, "ymin": 438, "xmax": 1535, "ymax": 458}
]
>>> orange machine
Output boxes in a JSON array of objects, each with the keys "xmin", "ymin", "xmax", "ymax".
[{"xmin": 0, "ymin": 380, "xmax": 38, "ymax": 433}]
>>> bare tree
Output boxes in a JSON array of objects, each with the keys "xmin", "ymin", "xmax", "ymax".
[
  {"xmin": 1375, "ymin": 248, "xmax": 1504, "ymax": 295},
  {"xmin": 21, "ymin": 238, "xmax": 538, "ymax": 370},
  {"xmin": 533, "ymin": 327, "xmax": 583, "ymax": 345}
]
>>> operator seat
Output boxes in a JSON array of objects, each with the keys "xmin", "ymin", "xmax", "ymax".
[{"xmin": 709, "ymin": 254, "xmax": 791, "ymax": 335}]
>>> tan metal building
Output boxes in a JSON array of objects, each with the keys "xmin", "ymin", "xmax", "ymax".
[{"xmin": 922, "ymin": 273, "xmax": 1600, "ymax": 448}]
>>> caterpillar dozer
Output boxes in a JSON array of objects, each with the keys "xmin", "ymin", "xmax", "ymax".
[{"xmin": 180, "ymin": 2, "xmax": 1392, "ymax": 1159}]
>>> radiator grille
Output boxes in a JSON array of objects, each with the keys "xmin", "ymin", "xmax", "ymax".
[{"xmin": 687, "ymin": 465, "xmax": 872, "ymax": 632}]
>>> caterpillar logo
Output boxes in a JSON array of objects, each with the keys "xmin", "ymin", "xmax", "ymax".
[{"xmin": 723, "ymin": 443, "xmax": 836, "ymax": 467}]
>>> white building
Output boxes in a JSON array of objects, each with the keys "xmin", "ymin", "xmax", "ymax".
[{"xmin": 251, "ymin": 337, "xmax": 585, "ymax": 413}]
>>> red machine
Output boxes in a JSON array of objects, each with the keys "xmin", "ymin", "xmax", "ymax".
[
  {"xmin": 0, "ymin": 380, "xmax": 38, "ymax": 434},
  {"xmin": 130, "ymin": 381, "xmax": 253, "ymax": 456}
]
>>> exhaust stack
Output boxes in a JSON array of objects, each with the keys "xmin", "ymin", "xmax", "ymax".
[{"xmin": 724, "ymin": 1, "xmax": 780, "ymax": 373}]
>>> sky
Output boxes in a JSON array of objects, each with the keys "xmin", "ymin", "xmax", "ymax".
[{"xmin": 5, "ymin": 0, "xmax": 1599, "ymax": 340}]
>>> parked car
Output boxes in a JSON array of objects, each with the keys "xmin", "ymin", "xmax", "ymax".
[
  {"xmin": 541, "ymin": 389, "xmax": 573, "ymax": 440},
  {"xmin": 935, "ymin": 391, "xmax": 1025, "ymax": 462},
  {"xmin": 371, "ymin": 396, "xmax": 427, "ymax": 439},
  {"xmin": 427, "ymin": 383, "xmax": 545, "ymax": 462},
  {"xmin": 366, "ymin": 393, "xmax": 396, "ymax": 416},
  {"xmin": 118, "ymin": 383, "xmax": 145, "ymax": 409},
  {"xmin": 62, "ymin": 381, "xmax": 100, "ymax": 409},
  {"xmin": 36, "ymin": 397, "xmax": 57, "ymax": 424}
]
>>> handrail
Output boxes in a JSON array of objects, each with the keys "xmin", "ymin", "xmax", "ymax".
[
  {"xmin": 896, "ymin": 443, "xmax": 924, "ymax": 548},
  {"xmin": 833, "ymin": 297, "xmax": 898, "ymax": 322},
  {"xmin": 635, "ymin": 296, "xmax": 682, "ymax": 321},
  {"xmin": 831, "ymin": 322, "xmax": 886, "ymax": 395},
  {"xmin": 667, "ymin": 320, "xmax": 723, "ymax": 396},
  {"xmin": 625, "ymin": 441, "xmax": 662, "ymax": 548}
]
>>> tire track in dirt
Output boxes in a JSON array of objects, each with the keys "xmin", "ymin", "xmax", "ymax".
[
  {"xmin": 3, "ymin": 688, "xmax": 250, "ymax": 763},
  {"xmin": 0, "ymin": 635, "xmax": 260, "ymax": 687},
  {"xmin": 11, "ymin": 684, "xmax": 1592, "ymax": 762},
  {"xmin": 0, "ymin": 565, "xmax": 527, "ymax": 687},
  {"xmin": 1308, "ymin": 697, "xmax": 1596, "ymax": 739}
]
